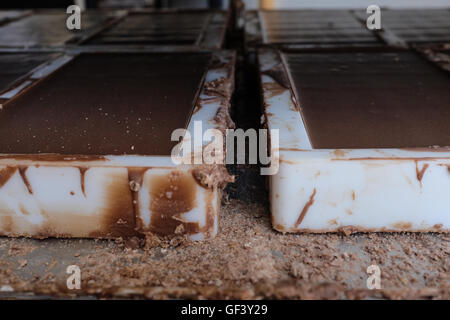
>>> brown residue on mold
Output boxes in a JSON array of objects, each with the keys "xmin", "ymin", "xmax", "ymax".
[
  {"xmin": 328, "ymin": 219, "xmax": 338, "ymax": 226},
  {"xmin": 26, "ymin": 169, "xmax": 138, "ymax": 239},
  {"xmin": 433, "ymin": 224, "xmax": 443, "ymax": 230},
  {"xmin": 279, "ymin": 147, "xmax": 305, "ymax": 152},
  {"xmin": 261, "ymin": 64, "xmax": 290, "ymax": 89},
  {"xmin": 18, "ymin": 166, "xmax": 32, "ymax": 194},
  {"xmin": 19, "ymin": 204, "xmax": 29, "ymax": 215},
  {"xmin": 333, "ymin": 149, "xmax": 347, "ymax": 158},
  {"xmin": 128, "ymin": 168, "xmax": 148, "ymax": 191},
  {"xmin": 149, "ymin": 171, "xmax": 200, "ymax": 236},
  {"xmin": 415, "ymin": 161, "xmax": 429, "ymax": 184},
  {"xmin": 214, "ymin": 103, "xmax": 235, "ymax": 133},
  {"xmin": 405, "ymin": 175, "xmax": 414, "ymax": 186},
  {"xmin": 351, "ymin": 191, "xmax": 356, "ymax": 201},
  {"xmin": 201, "ymin": 66, "xmax": 234, "ymax": 136},
  {"xmin": 3, "ymin": 169, "xmax": 140, "ymax": 239},
  {"xmin": 439, "ymin": 164, "xmax": 450, "ymax": 173},
  {"xmin": 0, "ymin": 216, "xmax": 13, "ymax": 233},
  {"xmin": 192, "ymin": 104, "xmax": 203, "ymax": 114},
  {"xmin": 78, "ymin": 167, "xmax": 88, "ymax": 196},
  {"xmin": 272, "ymin": 221, "xmax": 287, "ymax": 234},
  {"xmin": 279, "ymin": 157, "xmax": 297, "ymax": 165},
  {"xmin": 90, "ymin": 171, "xmax": 137, "ymax": 238},
  {"xmin": 0, "ymin": 154, "xmax": 106, "ymax": 162},
  {"xmin": 204, "ymin": 77, "xmax": 230, "ymax": 100},
  {"xmin": 393, "ymin": 222, "xmax": 413, "ymax": 230},
  {"xmin": 127, "ymin": 167, "xmax": 149, "ymax": 229},
  {"xmin": 262, "ymin": 82, "xmax": 287, "ymax": 98},
  {"xmin": 286, "ymin": 123, "xmax": 294, "ymax": 132},
  {"xmin": 295, "ymin": 188, "xmax": 317, "ymax": 228},
  {"xmin": 198, "ymin": 96, "xmax": 224, "ymax": 105},
  {"xmin": 290, "ymin": 95, "xmax": 298, "ymax": 111},
  {"xmin": 191, "ymin": 164, "xmax": 234, "ymax": 189},
  {"xmin": 0, "ymin": 166, "xmax": 17, "ymax": 188}
]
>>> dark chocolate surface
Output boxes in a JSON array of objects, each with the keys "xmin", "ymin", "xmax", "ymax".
[
  {"xmin": 0, "ymin": 53, "xmax": 55, "ymax": 93},
  {"xmin": 261, "ymin": 10, "xmax": 379, "ymax": 45},
  {"xmin": 283, "ymin": 51, "xmax": 450, "ymax": 149},
  {"xmin": 0, "ymin": 12, "xmax": 109, "ymax": 47},
  {"xmin": 0, "ymin": 52, "xmax": 211, "ymax": 155},
  {"xmin": 86, "ymin": 11, "xmax": 210, "ymax": 45},
  {"xmin": 379, "ymin": 9, "xmax": 450, "ymax": 44}
]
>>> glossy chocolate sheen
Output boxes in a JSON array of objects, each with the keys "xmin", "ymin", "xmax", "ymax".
[
  {"xmin": 283, "ymin": 51, "xmax": 450, "ymax": 149},
  {"xmin": 0, "ymin": 52, "xmax": 211, "ymax": 155},
  {"xmin": 87, "ymin": 12, "xmax": 210, "ymax": 45},
  {"xmin": 262, "ymin": 10, "xmax": 379, "ymax": 45},
  {"xmin": 0, "ymin": 53, "xmax": 55, "ymax": 93},
  {"xmin": 380, "ymin": 9, "xmax": 450, "ymax": 44},
  {"xmin": 0, "ymin": 12, "xmax": 109, "ymax": 47}
]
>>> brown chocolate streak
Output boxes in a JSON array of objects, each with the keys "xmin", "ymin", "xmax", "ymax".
[
  {"xmin": 295, "ymin": 188, "xmax": 317, "ymax": 228},
  {"xmin": 438, "ymin": 164, "xmax": 450, "ymax": 174},
  {"xmin": 149, "ymin": 171, "xmax": 200, "ymax": 236},
  {"xmin": 127, "ymin": 167, "xmax": 148, "ymax": 230},
  {"xmin": 262, "ymin": 65, "xmax": 290, "ymax": 89},
  {"xmin": 0, "ymin": 154, "xmax": 106, "ymax": 162},
  {"xmin": 18, "ymin": 166, "xmax": 32, "ymax": 194},
  {"xmin": 415, "ymin": 161, "xmax": 429, "ymax": 183},
  {"xmin": 0, "ymin": 166, "xmax": 17, "ymax": 188},
  {"xmin": 78, "ymin": 167, "xmax": 88, "ymax": 196},
  {"xmin": 89, "ymin": 171, "xmax": 138, "ymax": 238}
]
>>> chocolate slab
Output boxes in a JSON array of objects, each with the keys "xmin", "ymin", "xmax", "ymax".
[
  {"xmin": 0, "ymin": 11, "xmax": 110, "ymax": 47},
  {"xmin": 260, "ymin": 10, "xmax": 379, "ymax": 45},
  {"xmin": 86, "ymin": 11, "xmax": 210, "ymax": 45},
  {"xmin": 375, "ymin": 9, "xmax": 450, "ymax": 44},
  {"xmin": 0, "ymin": 53, "xmax": 55, "ymax": 94},
  {"xmin": 0, "ymin": 52, "xmax": 212, "ymax": 155},
  {"xmin": 283, "ymin": 51, "xmax": 450, "ymax": 149}
]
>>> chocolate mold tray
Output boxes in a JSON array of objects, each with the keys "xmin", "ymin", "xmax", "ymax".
[
  {"xmin": 258, "ymin": 48, "xmax": 450, "ymax": 233},
  {"xmin": 0, "ymin": 48, "xmax": 235, "ymax": 240}
]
